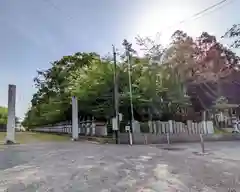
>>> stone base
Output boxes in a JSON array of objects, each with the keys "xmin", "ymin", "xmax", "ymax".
[
  {"xmin": 193, "ymin": 151, "xmax": 210, "ymax": 156},
  {"xmin": 4, "ymin": 139, "xmax": 17, "ymax": 145},
  {"xmin": 71, "ymin": 138, "xmax": 78, "ymax": 141}
]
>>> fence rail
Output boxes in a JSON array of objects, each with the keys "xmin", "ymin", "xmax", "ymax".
[
  {"xmin": 135, "ymin": 120, "xmax": 214, "ymax": 135},
  {"xmin": 30, "ymin": 119, "xmax": 217, "ymax": 144},
  {"xmin": 33, "ymin": 120, "xmax": 108, "ymax": 136},
  {"xmin": 32, "ymin": 120, "xmax": 214, "ymax": 136}
]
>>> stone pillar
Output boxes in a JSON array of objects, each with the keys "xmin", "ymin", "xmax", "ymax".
[
  {"xmin": 168, "ymin": 120, "xmax": 173, "ymax": 133},
  {"xmin": 72, "ymin": 96, "xmax": 79, "ymax": 140},
  {"xmin": 148, "ymin": 120, "xmax": 153, "ymax": 133},
  {"xmin": 92, "ymin": 118, "xmax": 96, "ymax": 136},
  {"xmin": 206, "ymin": 121, "xmax": 214, "ymax": 134},
  {"xmin": 5, "ymin": 84, "xmax": 16, "ymax": 144},
  {"xmin": 132, "ymin": 120, "xmax": 141, "ymax": 133}
]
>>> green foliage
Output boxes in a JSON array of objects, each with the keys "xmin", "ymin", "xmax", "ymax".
[
  {"xmin": 223, "ymin": 24, "xmax": 240, "ymax": 48},
  {"xmin": 22, "ymin": 52, "xmax": 100, "ymax": 127},
  {"xmin": 23, "ymin": 48, "xmax": 189, "ymax": 128},
  {"xmin": 67, "ymin": 57, "xmax": 115, "ymax": 118},
  {"xmin": 0, "ymin": 106, "xmax": 8, "ymax": 124},
  {"xmin": 0, "ymin": 106, "xmax": 19, "ymax": 125},
  {"xmin": 24, "ymin": 29, "xmax": 239, "ymax": 128},
  {"xmin": 21, "ymin": 35, "xmax": 193, "ymax": 128}
]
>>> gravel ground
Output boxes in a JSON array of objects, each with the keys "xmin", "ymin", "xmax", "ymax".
[{"xmin": 0, "ymin": 141, "xmax": 240, "ymax": 191}]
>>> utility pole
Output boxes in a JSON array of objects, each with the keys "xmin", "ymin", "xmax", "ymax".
[
  {"xmin": 126, "ymin": 46, "xmax": 134, "ymax": 145},
  {"xmin": 113, "ymin": 45, "xmax": 119, "ymax": 144}
]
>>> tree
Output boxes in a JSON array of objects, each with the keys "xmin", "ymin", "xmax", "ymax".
[
  {"xmin": 23, "ymin": 29, "xmax": 240, "ymax": 128},
  {"xmin": 22, "ymin": 52, "xmax": 100, "ymax": 127},
  {"xmin": 0, "ymin": 106, "xmax": 8, "ymax": 124},
  {"xmin": 0, "ymin": 106, "xmax": 19, "ymax": 125},
  {"xmin": 137, "ymin": 30, "xmax": 240, "ymax": 113},
  {"xmin": 164, "ymin": 30, "xmax": 240, "ymax": 83},
  {"xmin": 67, "ymin": 56, "xmax": 115, "ymax": 119},
  {"xmin": 168, "ymin": 30, "xmax": 240, "ymax": 110},
  {"xmin": 223, "ymin": 24, "xmax": 240, "ymax": 48},
  {"xmin": 136, "ymin": 34, "xmax": 191, "ymax": 119}
]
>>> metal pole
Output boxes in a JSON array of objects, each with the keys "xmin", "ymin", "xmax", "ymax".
[
  {"xmin": 167, "ymin": 133, "xmax": 170, "ymax": 145},
  {"xmin": 113, "ymin": 45, "xmax": 119, "ymax": 144},
  {"xmin": 126, "ymin": 50, "xmax": 133, "ymax": 145},
  {"xmin": 200, "ymin": 111, "xmax": 205, "ymax": 153},
  {"xmin": 200, "ymin": 133, "xmax": 205, "ymax": 153}
]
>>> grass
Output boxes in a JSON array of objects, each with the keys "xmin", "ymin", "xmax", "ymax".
[
  {"xmin": 78, "ymin": 135, "xmax": 115, "ymax": 144},
  {"xmin": 214, "ymin": 128, "xmax": 233, "ymax": 135},
  {"xmin": 0, "ymin": 132, "xmax": 70, "ymax": 144}
]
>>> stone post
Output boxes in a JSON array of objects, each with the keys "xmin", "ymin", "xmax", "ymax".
[
  {"xmin": 168, "ymin": 120, "xmax": 173, "ymax": 133},
  {"xmin": 92, "ymin": 117, "xmax": 96, "ymax": 136},
  {"xmin": 72, "ymin": 96, "xmax": 79, "ymax": 140},
  {"xmin": 5, "ymin": 84, "xmax": 16, "ymax": 144}
]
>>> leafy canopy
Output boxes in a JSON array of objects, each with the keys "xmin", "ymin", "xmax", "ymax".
[{"xmin": 23, "ymin": 30, "xmax": 240, "ymax": 127}]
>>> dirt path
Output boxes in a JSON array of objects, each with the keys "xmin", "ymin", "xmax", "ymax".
[{"xmin": 0, "ymin": 142, "xmax": 240, "ymax": 191}]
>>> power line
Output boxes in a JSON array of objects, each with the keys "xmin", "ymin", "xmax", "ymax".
[
  {"xmin": 43, "ymin": 0, "xmax": 74, "ymax": 22},
  {"xmin": 178, "ymin": 0, "xmax": 229, "ymax": 25},
  {"xmin": 153, "ymin": 0, "xmax": 235, "ymax": 62},
  {"xmin": 44, "ymin": 0, "xmax": 234, "ymax": 39},
  {"xmin": 156, "ymin": 0, "xmax": 234, "ymax": 36},
  {"xmin": 153, "ymin": 0, "xmax": 236, "ymax": 114}
]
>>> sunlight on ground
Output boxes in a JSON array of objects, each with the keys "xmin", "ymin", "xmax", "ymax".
[{"xmin": 0, "ymin": 132, "xmax": 70, "ymax": 144}]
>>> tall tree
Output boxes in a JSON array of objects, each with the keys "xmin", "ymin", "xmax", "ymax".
[
  {"xmin": 223, "ymin": 24, "xmax": 240, "ymax": 48},
  {"xmin": 23, "ymin": 30, "xmax": 240, "ymax": 128},
  {"xmin": 22, "ymin": 52, "xmax": 100, "ymax": 127}
]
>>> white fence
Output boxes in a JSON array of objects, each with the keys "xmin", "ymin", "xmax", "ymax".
[
  {"xmin": 32, "ymin": 119, "xmax": 214, "ymax": 137},
  {"xmin": 119, "ymin": 120, "xmax": 215, "ymax": 144},
  {"xmin": 33, "ymin": 120, "xmax": 108, "ymax": 136},
  {"xmin": 133, "ymin": 120, "xmax": 214, "ymax": 134}
]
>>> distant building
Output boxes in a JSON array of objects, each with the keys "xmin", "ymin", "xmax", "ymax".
[{"xmin": 15, "ymin": 122, "xmax": 25, "ymax": 132}]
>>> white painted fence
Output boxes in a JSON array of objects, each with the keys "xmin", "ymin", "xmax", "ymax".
[
  {"xmin": 133, "ymin": 120, "xmax": 214, "ymax": 134},
  {"xmin": 33, "ymin": 121, "xmax": 108, "ymax": 136},
  {"xmin": 33, "ymin": 119, "xmax": 214, "ymax": 137}
]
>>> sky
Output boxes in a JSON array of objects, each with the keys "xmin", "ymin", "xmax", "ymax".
[{"xmin": 0, "ymin": 0, "xmax": 239, "ymax": 120}]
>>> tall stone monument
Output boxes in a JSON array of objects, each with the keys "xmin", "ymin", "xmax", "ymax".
[
  {"xmin": 72, "ymin": 96, "xmax": 79, "ymax": 140},
  {"xmin": 5, "ymin": 84, "xmax": 16, "ymax": 144}
]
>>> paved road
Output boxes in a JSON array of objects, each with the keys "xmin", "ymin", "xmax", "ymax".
[{"xmin": 0, "ymin": 141, "xmax": 240, "ymax": 191}]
